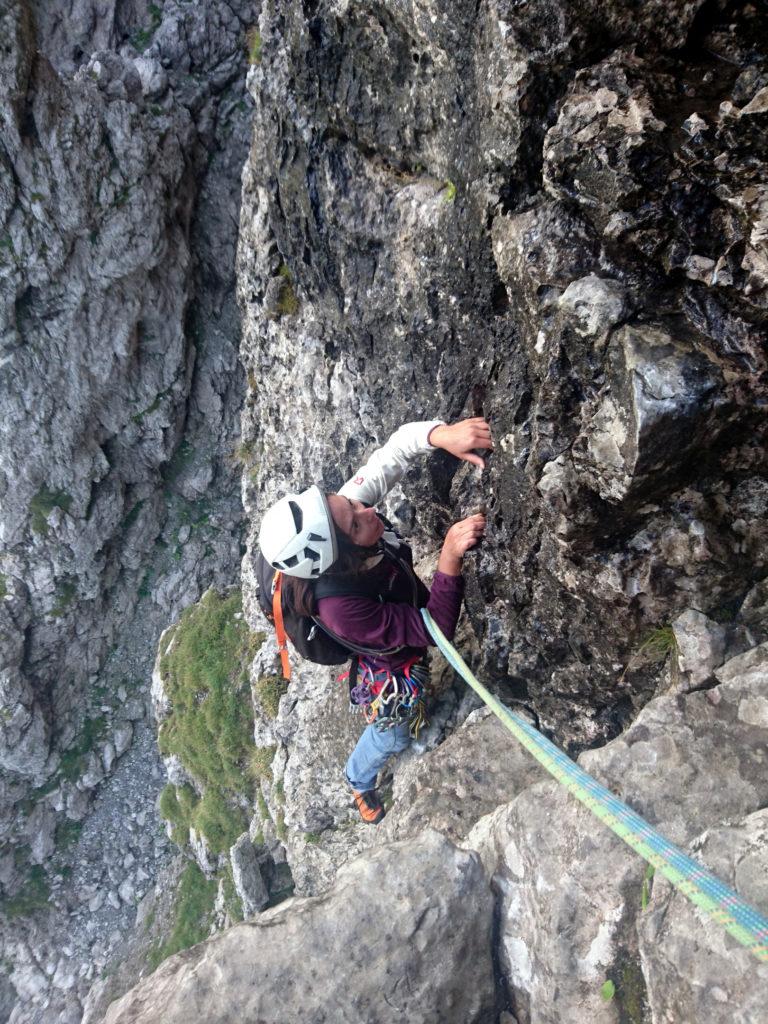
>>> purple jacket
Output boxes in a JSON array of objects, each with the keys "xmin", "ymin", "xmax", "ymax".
[{"xmin": 316, "ymin": 568, "xmax": 464, "ymax": 672}]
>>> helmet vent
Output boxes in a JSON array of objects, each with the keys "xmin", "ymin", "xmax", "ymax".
[
  {"xmin": 288, "ymin": 501, "xmax": 303, "ymax": 532},
  {"xmin": 307, "ymin": 531, "xmax": 325, "ymax": 542},
  {"xmin": 304, "ymin": 546, "xmax": 320, "ymax": 562},
  {"xmin": 282, "ymin": 554, "xmax": 299, "ymax": 568}
]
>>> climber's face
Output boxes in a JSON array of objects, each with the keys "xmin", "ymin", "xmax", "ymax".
[{"xmin": 327, "ymin": 494, "xmax": 385, "ymax": 547}]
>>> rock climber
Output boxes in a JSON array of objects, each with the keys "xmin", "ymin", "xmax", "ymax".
[{"xmin": 258, "ymin": 417, "xmax": 492, "ymax": 824}]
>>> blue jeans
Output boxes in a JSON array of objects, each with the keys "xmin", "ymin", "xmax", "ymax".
[{"xmin": 345, "ymin": 721, "xmax": 412, "ymax": 792}]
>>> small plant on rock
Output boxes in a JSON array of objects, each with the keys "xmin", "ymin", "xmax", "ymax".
[
  {"xmin": 620, "ymin": 625, "xmax": 679, "ymax": 683},
  {"xmin": 441, "ymin": 180, "xmax": 457, "ymax": 203},
  {"xmin": 246, "ymin": 27, "xmax": 262, "ymax": 65},
  {"xmin": 29, "ymin": 488, "xmax": 72, "ymax": 536},
  {"xmin": 254, "ymin": 675, "xmax": 288, "ymax": 719},
  {"xmin": 272, "ymin": 264, "xmax": 300, "ymax": 318}
]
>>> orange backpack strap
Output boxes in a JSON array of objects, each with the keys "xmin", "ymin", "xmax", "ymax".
[{"xmin": 272, "ymin": 571, "xmax": 292, "ymax": 681}]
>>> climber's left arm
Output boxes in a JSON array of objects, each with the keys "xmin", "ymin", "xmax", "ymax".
[{"xmin": 338, "ymin": 417, "xmax": 493, "ymax": 507}]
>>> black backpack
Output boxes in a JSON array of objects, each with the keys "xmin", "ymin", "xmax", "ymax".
[{"xmin": 254, "ymin": 537, "xmax": 428, "ymax": 676}]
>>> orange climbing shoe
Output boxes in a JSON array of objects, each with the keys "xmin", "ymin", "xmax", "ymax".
[{"xmin": 352, "ymin": 789, "xmax": 385, "ymax": 825}]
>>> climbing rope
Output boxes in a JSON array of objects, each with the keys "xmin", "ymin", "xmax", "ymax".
[{"xmin": 420, "ymin": 608, "xmax": 768, "ymax": 964}]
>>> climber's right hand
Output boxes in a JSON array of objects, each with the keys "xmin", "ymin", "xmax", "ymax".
[{"xmin": 438, "ymin": 514, "xmax": 486, "ymax": 574}]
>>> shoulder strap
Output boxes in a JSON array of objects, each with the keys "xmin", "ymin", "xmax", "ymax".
[
  {"xmin": 313, "ymin": 541, "xmax": 420, "ymax": 605},
  {"xmin": 310, "ymin": 541, "xmax": 423, "ymax": 658},
  {"xmin": 271, "ymin": 572, "xmax": 292, "ymax": 680}
]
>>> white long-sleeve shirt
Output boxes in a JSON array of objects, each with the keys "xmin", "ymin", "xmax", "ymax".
[{"xmin": 337, "ymin": 420, "xmax": 445, "ymax": 507}]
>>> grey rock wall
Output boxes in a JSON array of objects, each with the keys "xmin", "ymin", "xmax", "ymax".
[
  {"xmin": 239, "ymin": 0, "xmax": 768, "ymax": 757},
  {"xmin": 2, "ymin": 0, "xmax": 767, "ymax": 1021},
  {"xmin": 230, "ymin": 0, "xmax": 768, "ymax": 1019},
  {"xmin": 1, "ymin": 0, "xmax": 257, "ymax": 1020},
  {"xmin": 234, "ymin": 0, "xmax": 767, "ymax": 898},
  {"xmin": 101, "ymin": 829, "xmax": 495, "ymax": 1024}
]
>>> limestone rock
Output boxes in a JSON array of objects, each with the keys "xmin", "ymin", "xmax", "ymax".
[
  {"xmin": 558, "ymin": 274, "xmax": 628, "ymax": 342},
  {"xmin": 375, "ymin": 708, "xmax": 547, "ymax": 846},
  {"xmin": 638, "ymin": 809, "xmax": 768, "ymax": 1024},
  {"xmin": 102, "ymin": 830, "xmax": 495, "ymax": 1024},
  {"xmin": 473, "ymin": 637, "xmax": 768, "ymax": 1023},
  {"xmin": 575, "ymin": 325, "xmax": 724, "ymax": 504},
  {"xmin": 672, "ymin": 609, "xmax": 727, "ymax": 690},
  {"xmin": 229, "ymin": 833, "xmax": 269, "ymax": 917}
]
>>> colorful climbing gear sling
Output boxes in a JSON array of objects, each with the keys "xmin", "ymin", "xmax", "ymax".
[
  {"xmin": 421, "ymin": 607, "xmax": 768, "ymax": 964},
  {"xmin": 344, "ymin": 657, "xmax": 429, "ymax": 738}
]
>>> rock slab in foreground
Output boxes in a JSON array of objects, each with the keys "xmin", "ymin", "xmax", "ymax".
[{"xmin": 101, "ymin": 829, "xmax": 495, "ymax": 1024}]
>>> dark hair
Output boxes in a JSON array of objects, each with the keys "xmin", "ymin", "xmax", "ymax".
[{"xmin": 283, "ymin": 531, "xmax": 379, "ymax": 617}]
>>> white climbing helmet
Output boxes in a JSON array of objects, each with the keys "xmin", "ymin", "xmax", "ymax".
[{"xmin": 258, "ymin": 485, "xmax": 338, "ymax": 579}]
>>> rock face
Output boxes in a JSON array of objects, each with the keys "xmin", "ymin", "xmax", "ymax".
[
  {"xmin": 468, "ymin": 636, "xmax": 768, "ymax": 1023},
  {"xmin": 238, "ymin": 0, "xmax": 768, "ymax": 762},
  {"xmin": 234, "ymin": 0, "xmax": 768, "ymax": 907},
  {"xmin": 1, "ymin": 1, "xmax": 255, "ymax": 1020},
  {"xmin": 101, "ymin": 829, "xmax": 496, "ymax": 1024},
  {"xmin": 4, "ymin": 0, "xmax": 768, "ymax": 1022}
]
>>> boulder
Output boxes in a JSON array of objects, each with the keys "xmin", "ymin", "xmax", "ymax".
[
  {"xmin": 229, "ymin": 833, "xmax": 269, "ymax": 917},
  {"xmin": 102, "ymin": 830, "xmax": 495, "ymax": 1024},
  {"xmin": 468, "ymin": 638, "xmax": 768, "ymax": 1023},
  {"xmin": 375, "ymin": 708, "xmax": 547, "ymax": 845},
  {"xmin": 672, "ymin": 609, "xmax": 727, "ymax": 691}
]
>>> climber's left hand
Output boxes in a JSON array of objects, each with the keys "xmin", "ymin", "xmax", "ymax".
[{"xmin": 428, "ymin": 417, "xmax": 493, "ymax": 468}]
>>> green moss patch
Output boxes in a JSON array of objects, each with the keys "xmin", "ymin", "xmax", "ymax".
[
  {"xmin": 29, "ymin": 488, "xmax": 72, "ymax": 536},
  {"xmin": 158, "ymin": 590, "xmax": 254, "ymax": 792},
  {"xmin": 269, "ymin": 265, "xmax": 299, "ymax": 318},
  {"xmin": 157, "ymin": 590, "xmax": 260, "ymax": 855},
  {"xmin": 254, "ymin": 675, "xmax": 287, "ymax": 719},
  {"xmin": 147, "ymin": 862, "xmax": 217, "ymax": 973},
  {"xmin": 51, "ymin": 579, "xmax": 77, "ymax": 618},
  {"xmin": 55, "ymin": 820, "xmax": 82, "ymax": 851},
  {"xmin": 1, "ymin": 865, "xmax": 50, "ymax": 919}
]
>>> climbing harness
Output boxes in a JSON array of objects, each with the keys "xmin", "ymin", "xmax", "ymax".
[
  {"xmin": 344, "ymin": 657, "xmax": 429, "ymax": 738},
  {"xmin": 420, "ymin": 608, "xmax": 768, "ymax": 964}
]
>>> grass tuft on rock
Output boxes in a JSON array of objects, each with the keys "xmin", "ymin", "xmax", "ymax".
[
  {"xmin": 29, "ymin": 488, "xmax": 72, "ymax": 536},
  {"xmin": 192, "ymin": 790, "xmax": 247, "ymax": 855},
  {"xmin": 272, "ymin": 264, "xmax": 300, "ymax": 317},
  {"xmin": 246, "ymin": 27, "xmax": 262, "ymax": 64},
  {"xmin": 248, "ymin": 745, "xmax": 276, "ymax": 782},
  {"xmin": 221, "ymin": 864, "xmax": 244, "ymax": 923},
  {"xmin": 147, "ymin": 862, "xmax": 217, "ymax": 973},
  {"xmin": 158, "ymin": 590, "xmax": 254, "ymax": 793},
  {"xmin": 158, "ymin": 783, "xmax": 199, "ymax": 847},
  {"xmin": 254, "ymin": 675, "xmax": 287, "ymax": 719}
]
